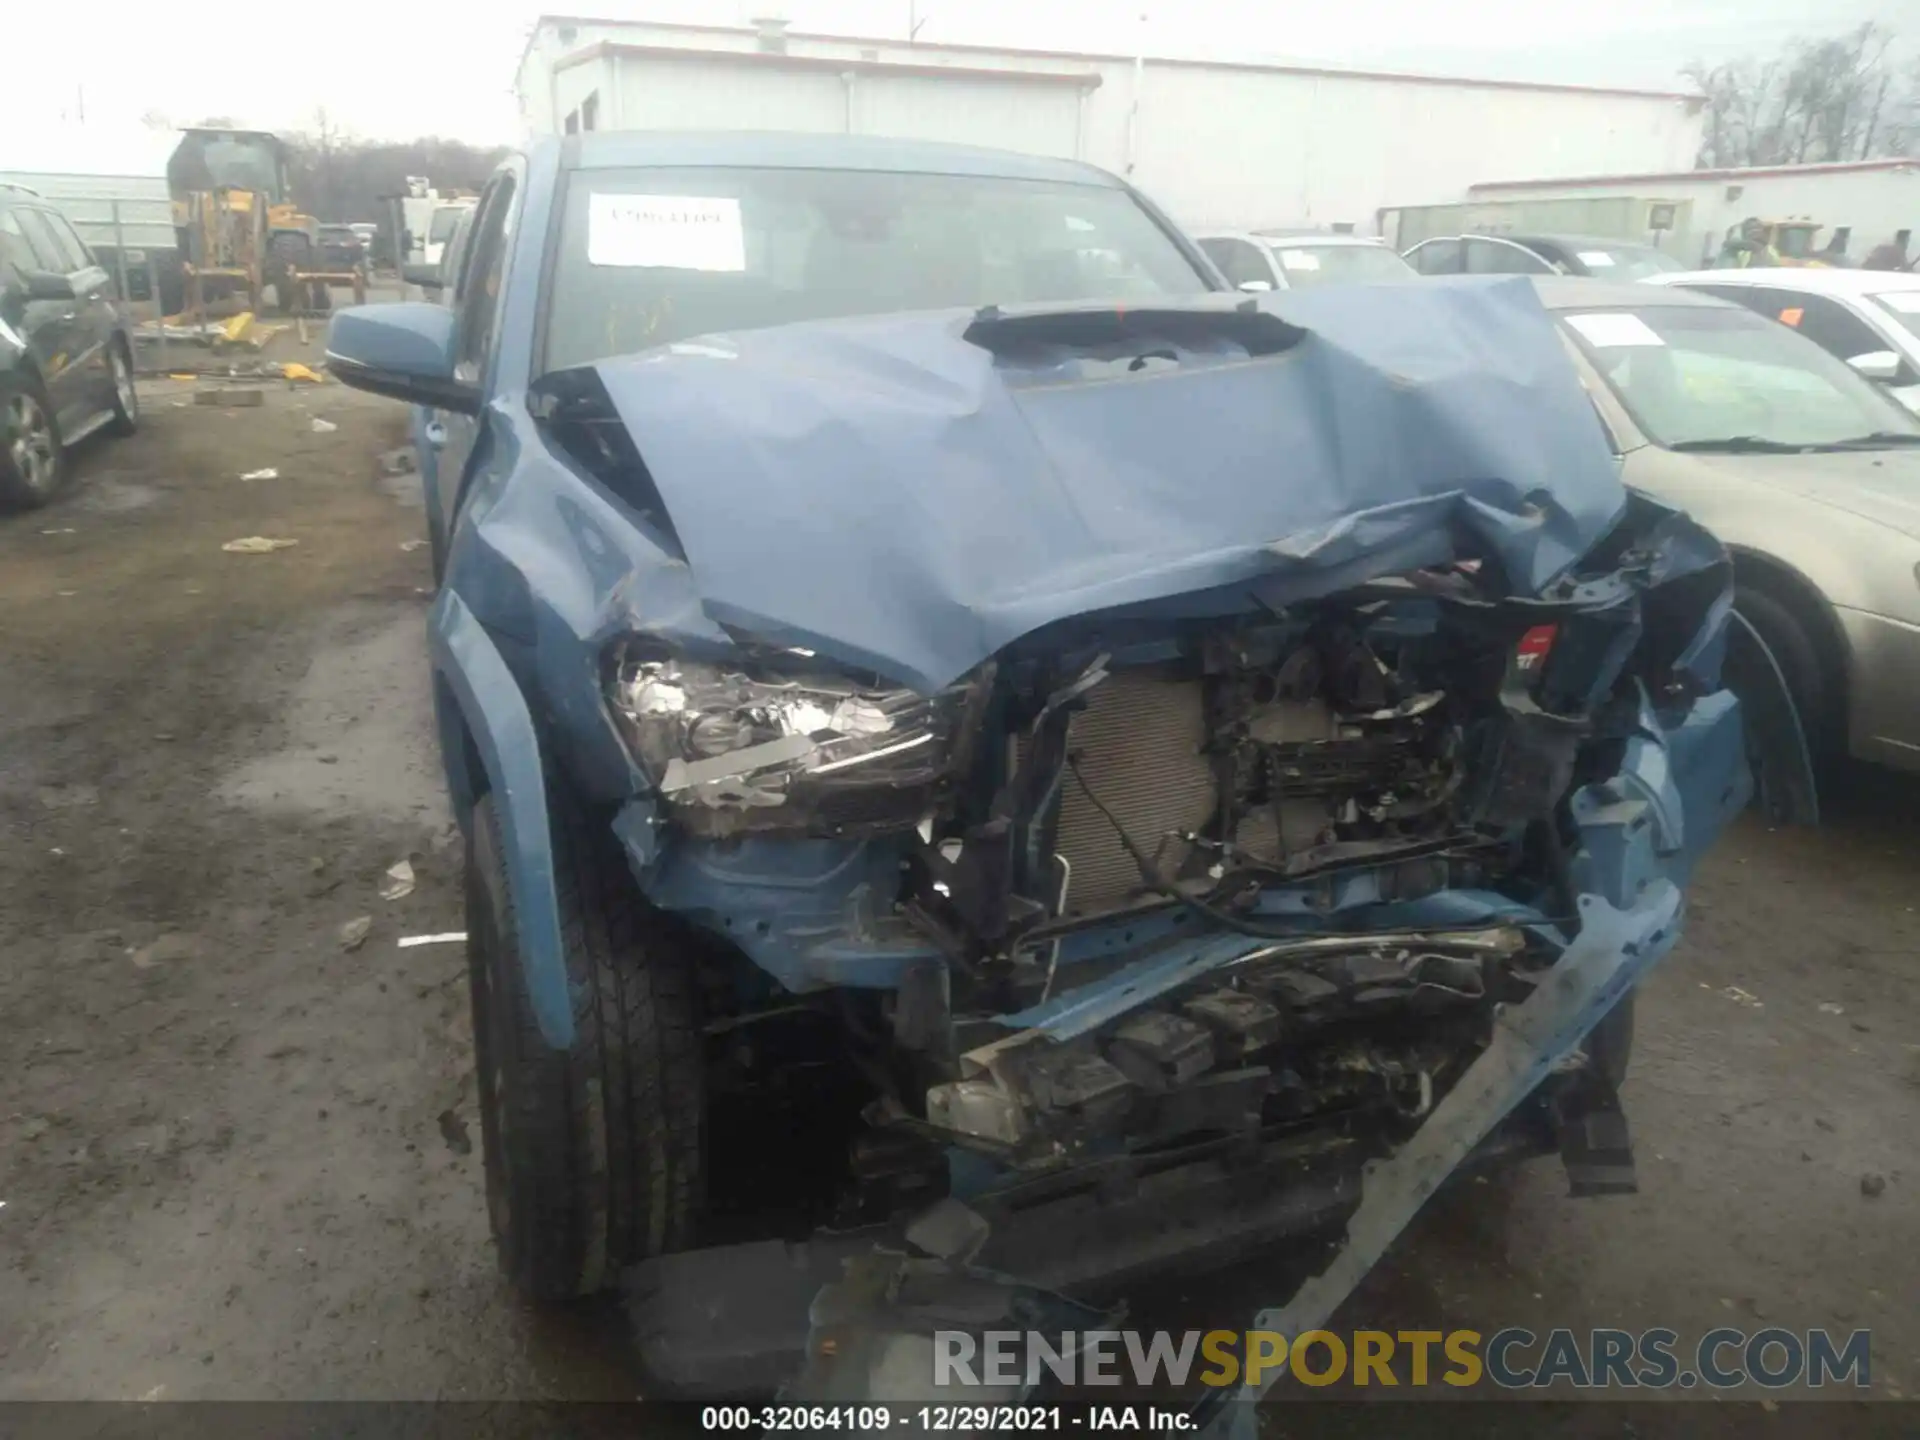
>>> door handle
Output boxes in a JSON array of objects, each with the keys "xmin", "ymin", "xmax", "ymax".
[
  {"xmin": 59, "ymin": 310, "xmax": 77, "ymax": 321},
  {"xmin": 423, "ymin": 420, "xmax": 447, "ymax": 450}
]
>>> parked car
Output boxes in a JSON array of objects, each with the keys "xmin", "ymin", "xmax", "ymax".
[
  {"xmin": 1532, "ymin": 275, "xmax": 1920, "ymax": 777},
  {"xmin": 317, "ymin": 224, "xmax": 368, "ymax": 272},
  {"xmin": 1406, "ymin": 233, "xmax": 1688, "ymax": 280},
  {"xmin": 323, "ymin": 134, "xmax": 1749, "ymax": 1398},
  {"xmin": 1641, "ymin": 267, "xmax": 1920, "ymax": 414},
  {"xmin": 1195, "ymin": 229, "xmax": 1415, "ymax": 290},
  {"xmin": 0, "ymin": 182, "xmax": 139, "ymax": 510}
]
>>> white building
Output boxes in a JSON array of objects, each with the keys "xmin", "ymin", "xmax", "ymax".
[
  {"xmin": 1468, "ymin": 159, "xmax": 1920, "ymax": 266},
  {"xmin": 512, "ymin": 16, "xmax": 1706, "ymax": 233}
]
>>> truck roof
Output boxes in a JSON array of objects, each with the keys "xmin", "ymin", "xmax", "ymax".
[{"xmin": 560, "ymin": 130, "xmax": 1124, "ymax": 187}]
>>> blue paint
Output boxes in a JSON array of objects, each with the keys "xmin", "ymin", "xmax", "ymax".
[
  {"xmin": 428, "ymin": 589, "xmax": 574, "ymax": 1049},
  {"xmin": 590, "ymin": 278, "xmax": 1625, "ymax": 694}
]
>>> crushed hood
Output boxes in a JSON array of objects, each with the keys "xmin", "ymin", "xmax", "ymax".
[{"xmin": 584, "ymin": 278, "xmax": 1628, "ymax": 692}]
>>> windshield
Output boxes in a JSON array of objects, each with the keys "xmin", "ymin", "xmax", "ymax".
[
  {"xmin": 429, "ymin": 207, "xmax": 466, "ymax": 244},
  {"xmin": 168, "ymin": 134, "xmax": 284, "ymax": 200},
  {"xmin": 541, "ymin": 165, "xmax": 1211, "ymax": 371},
  {"xmin": 1563, "ymin": 303, "xmax": 1920, "ymax": 448},
  {"xmin": 1267, "ymin": 242, "xmax": 1414, "ymax": 287},
  {"xmin": 1567, "ymin": 243, "xmax": 1686, "ymax": 280},
  {"xmin": 1866, "ymin": 289, "xmax": 1920, "ymax": 349}
]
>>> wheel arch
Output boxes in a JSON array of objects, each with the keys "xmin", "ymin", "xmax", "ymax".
[
  {"xmin": 1727, "ymin": 546, "xmax": 1851, "ymax": 717},
  {"xmin": 430, "ymin": 587, "xmax": 574, "ymax": 1049}
]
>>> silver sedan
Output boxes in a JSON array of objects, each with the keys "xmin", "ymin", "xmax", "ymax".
[{"xmin": 1531, "ymin": 276, "xmax": 1920, "ymax": 775}]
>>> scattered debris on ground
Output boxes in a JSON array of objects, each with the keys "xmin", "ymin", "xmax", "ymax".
[
  {"xmin": 379, "ymin": 859, "xmax": 416, "ymax": 901},
  {"xmin": 222, "ymin": 536, "xmax": 298, "ymax": 554},
  {"xmin": 339, "ymin": 916, "xmax": 374, "ymax": 952},
  {"xmin": 238, "ymin": 469, "xmax": 280, "ymax": 482}
]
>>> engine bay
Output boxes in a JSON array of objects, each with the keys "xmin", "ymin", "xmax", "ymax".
[{"xmin": 683, "ymin": 574, "xmax": 1655, "ymax": 1224}]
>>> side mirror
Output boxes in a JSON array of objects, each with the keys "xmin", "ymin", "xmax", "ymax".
[
  {"xmin": 402, "ymin": 261, "xmax": 444, "ymax": 290},
  {"xmin": 25, "ymin": 271, "xmax": 75, "ymax": 301},
  {"xmin": 325, "ymin": 303, "xmax": 479, "ymax": 414},
  {"xmin": 1236, "ymin": 279, "xmax": 1274, "ymax": 293},
  {"xmin": 1847, "ymin": 349, "xmax": 1903, "ymax": 383}
]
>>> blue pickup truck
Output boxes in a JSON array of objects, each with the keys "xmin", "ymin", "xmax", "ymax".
[{"xmin": 327, "ymin": 131, "xmax": 1761, "ymax": 1405}]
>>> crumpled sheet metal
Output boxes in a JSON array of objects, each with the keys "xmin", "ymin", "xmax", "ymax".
[
  {"xmin": 1236, "ymin": 882, "xmax": 1683, "ymax": 1401},
  {"xmin": 585, "ymin": 279, "xmax": 1626, "ymax": 693}
]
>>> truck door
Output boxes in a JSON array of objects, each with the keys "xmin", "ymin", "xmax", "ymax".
[{"xmin": 427, "ymin": 170, "xmax": 522, "ymax": 578}]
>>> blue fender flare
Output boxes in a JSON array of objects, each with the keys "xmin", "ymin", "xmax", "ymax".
[{"xmin": 429, "ymin": 588, "xmax": 575, "ymax": 1049}]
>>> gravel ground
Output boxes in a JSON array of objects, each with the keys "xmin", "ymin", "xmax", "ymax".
[{"xmin": 0, "ymin": 365, "xmax": 1913, "ymax": 1415}]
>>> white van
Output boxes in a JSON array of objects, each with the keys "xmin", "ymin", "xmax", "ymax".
[{"xmin": 423, "ymin": 199, "xmax": 477, "ymax": 268}]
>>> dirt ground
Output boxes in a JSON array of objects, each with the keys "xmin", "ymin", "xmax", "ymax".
[{"xmin": 1, "ymin": 353, "xmax": 1915, "ymax": 1410}]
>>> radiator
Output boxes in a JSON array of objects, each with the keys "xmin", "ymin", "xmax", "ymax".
[{"xmin": 1046, "ymin": 668, "xmax": 1216, "ymax": 919}]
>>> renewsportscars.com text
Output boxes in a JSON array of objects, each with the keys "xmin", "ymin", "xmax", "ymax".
[{"xmin": 933, "ymin": 1327, "xmax": 1872, "ymax": 1390}]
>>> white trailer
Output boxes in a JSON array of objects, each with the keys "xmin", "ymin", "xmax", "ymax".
[
  {"xmin": 512, "ymin": 17, "xmax": 1706, "ymax": 235},
  {"xmin": 0, "ymin": 126, "xmax": 180, "ymax": 306},
  {"xmin": 1468, "ymin": 160, "xmax": 1920, "ymax": 267}
]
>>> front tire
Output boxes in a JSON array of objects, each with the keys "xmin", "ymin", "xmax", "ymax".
[
  {"xmin": 1, "ymin": 377, "xmax": 65, "ymax": 511},
  {"xmin": 1735, "ymin": 586, "xmax": 1833, "ymax": 757},
  {"xmin": 105, "ymin": 341, "xmax": 139, "ymax": 437},
  {"xmin": 466, "ymin": 785, "xmax": 704, "ymax": 1300}
]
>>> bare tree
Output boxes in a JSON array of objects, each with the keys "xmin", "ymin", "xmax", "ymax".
[
  {"xmin": 279, "ymin": 131, "xmax": 509, "ymax": 222},
  {"xmin": 1685, "ymin": 24, "xmax": 1918, "ymax": 167}
]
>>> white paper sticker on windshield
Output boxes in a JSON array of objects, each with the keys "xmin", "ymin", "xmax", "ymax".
[
  {"xmin": 1877, "ymin": 290, "xmax": 1920, "ymax": 314},
  {"xmin": 588, "ymin": 194, "xmax": 745, "ymax": 271},
  {"xmin": 1577, "ymin": 250, "xmax": 1616, "ymax": 267},
  {"xmin": 1565, "ymin": 312, "xmax": 1666, "ymax": 348},
  {"xmin": 1278, "ymin": 249, "xmax": 1321, "ymax": 271}
]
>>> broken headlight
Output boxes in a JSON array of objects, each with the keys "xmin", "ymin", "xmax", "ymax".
[{"xmin": 608, "ymin": 650, "xmax": 968, "ymax": 834}]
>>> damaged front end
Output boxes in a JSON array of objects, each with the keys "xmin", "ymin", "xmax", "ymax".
[
  {"xmin": 445, "ymin": 280, "xmax": 1756, "ymax": 1399},
  {"xmin": 606, "ymin": 492, "xmax": 1742, "ymax": 1189}
]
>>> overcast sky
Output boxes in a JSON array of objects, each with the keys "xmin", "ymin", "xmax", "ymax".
[{"xmin": 3, "ymin": 0, "xmax": 1907, "ymax": 145}]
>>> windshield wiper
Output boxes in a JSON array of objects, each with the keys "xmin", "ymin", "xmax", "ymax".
[
  {"xmin": 1822, "ymin": 431, "xmax": 1920, "ymax": 449},
  {"xmin": 1668, "ymin": 436, "xmax": 1817, "ymax": 454}
]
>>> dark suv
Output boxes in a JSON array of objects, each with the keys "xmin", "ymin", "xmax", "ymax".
[{"xmin": 1, "ymin": 183, "xmax": 140, "ymax": 510}]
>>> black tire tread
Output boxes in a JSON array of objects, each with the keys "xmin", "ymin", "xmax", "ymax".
[
  {"xmin": 105, "ymin": 339, "xmax": 139, "ymax": 438},
  {"xmin": 470, "ymin": 783, "xmax": 702, "ymax": 1300},
  {"xmin": 1735, "ymin": 584, "xmax": 1835, "ymax": 757}
]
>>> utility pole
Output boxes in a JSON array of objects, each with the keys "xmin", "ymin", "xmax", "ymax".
[
  {"xmin": 908, "ymin": 1, "xmax": 928, "ymax": 42},
  {"xmin": 1125, "ymin": 12, "xmax": 1147, "ymax": 174}
]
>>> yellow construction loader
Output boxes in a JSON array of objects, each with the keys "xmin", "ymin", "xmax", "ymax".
[
  {"xmin": 168, "ymin": 128, "xmax": 365, "ymax": 318},
  {"xmin": 1715, "ymin": 218, "xmax": 1832, "ymax": 269}
]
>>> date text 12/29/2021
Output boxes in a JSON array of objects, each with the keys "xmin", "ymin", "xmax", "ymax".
[{"xmin": 701, "ymin": 1407, "xmax": 1195, "ymax": 1431}]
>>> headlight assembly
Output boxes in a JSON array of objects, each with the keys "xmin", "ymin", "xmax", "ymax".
[{"xmin": 608, "ymin": 648, "xmax": 974, "ymax": 834}]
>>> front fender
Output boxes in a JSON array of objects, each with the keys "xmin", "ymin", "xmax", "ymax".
[{"xmin": 430, "ymin": 587, "xmax": 574, "ymax": 1049}]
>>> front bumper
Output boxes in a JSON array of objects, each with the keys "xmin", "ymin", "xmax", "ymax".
[
  {"xmin": 627, "ymin": 1099, "xmax": 1553, "ymax": 1399},
  {"xmin": 639, "ymin": 879, "xmax": 1683, "ymax": 1406}
]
